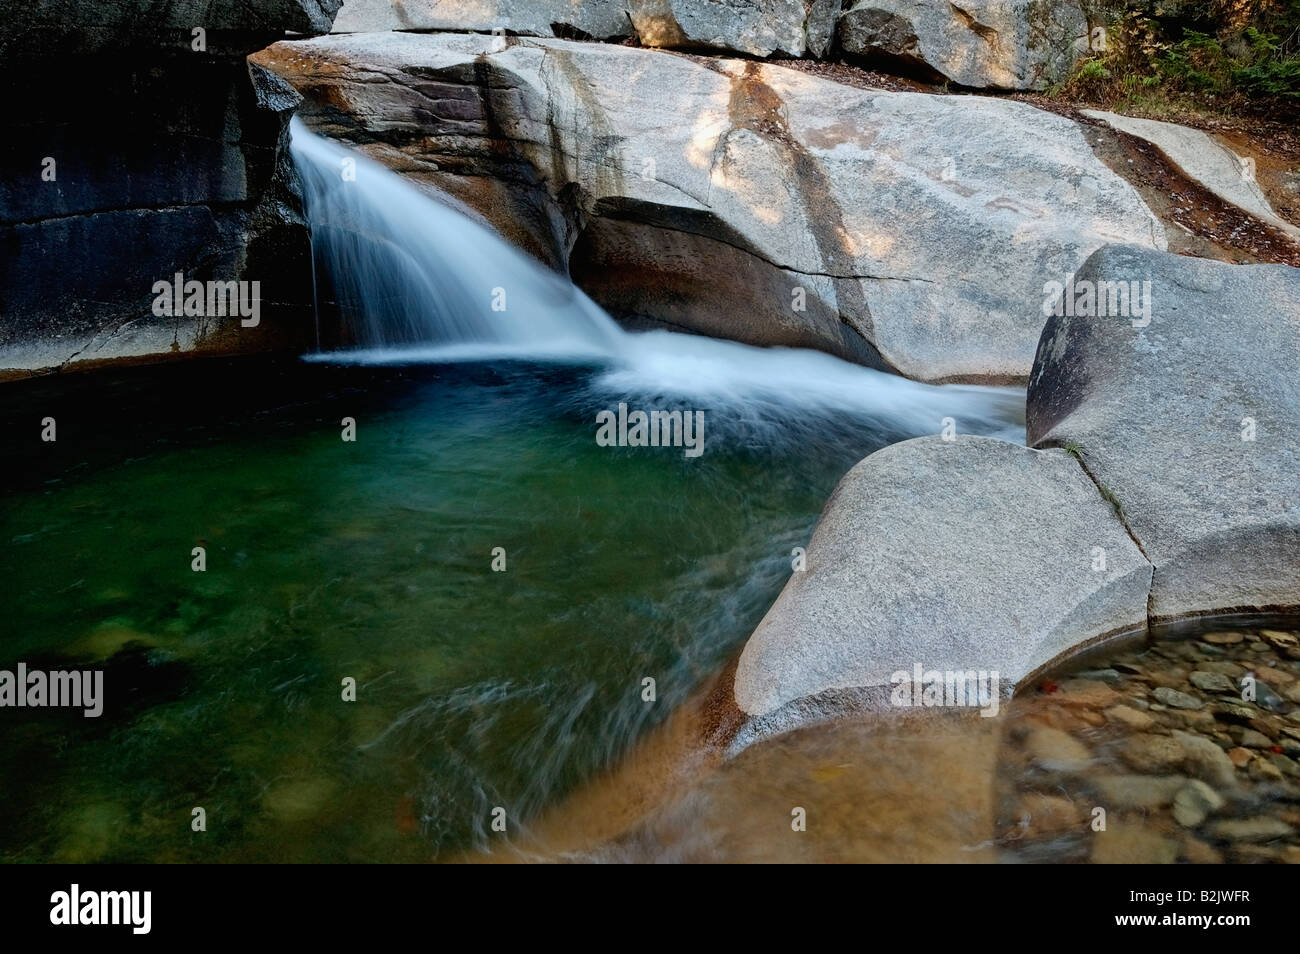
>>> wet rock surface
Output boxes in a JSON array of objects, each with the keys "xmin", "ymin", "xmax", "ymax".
[{"xmin": 260, "ymin": 31, "xmax": 1164, "ymax": 383}]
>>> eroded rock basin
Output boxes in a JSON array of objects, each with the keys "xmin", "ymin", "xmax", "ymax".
[
  {"xmin": 0, "ymin": 352, "xmax": 1017, "ymax": 862},
  {"xmin": 487, "ymin": 619, "xmax": 1300, "ymax": 863}
]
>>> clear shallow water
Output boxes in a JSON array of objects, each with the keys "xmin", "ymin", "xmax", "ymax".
[
  {"xmin": 0, "ymin": 354, "xmax": 1020, "ymax": 862},
  {"xmin": 491, "ymin": 622, "xmax": 1299, "ymax": 864},
  {"xmin": 995, "ymin": 621, "xmax": 1300, "ymax": 864}
]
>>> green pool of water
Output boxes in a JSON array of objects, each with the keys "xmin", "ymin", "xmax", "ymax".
[{"xmin": 0, "ymin": 355, "xmax": 1012, "ymax": 861}]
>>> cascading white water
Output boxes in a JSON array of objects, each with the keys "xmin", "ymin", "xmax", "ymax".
[
  {"xmin": 290, "ymin": 118, "xmax": 625, "ymax": 359},
  {"xmin": 289, "ymin": 119, "xmax": 1023, "ymax": 439}
]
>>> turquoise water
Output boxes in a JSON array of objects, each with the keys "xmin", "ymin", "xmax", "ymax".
[{"xmin": 0, "ymin": 354, "xmax": 1019, "ymax": 861}]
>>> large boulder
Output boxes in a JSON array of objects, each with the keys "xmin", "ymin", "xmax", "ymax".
[
  {"xmin": 732, "ymin": 435, "xmax": 1152, "ymax": 743},
  {"xmin": 332, "ymin": 0, "xmax": 837, "ymax": 57},
  {"xmin": 628, "ymin": 0, "xmax": 839, "ymax": 57},
  {"xmin": 333, "ymin": 0, "xmax": 1083, "ymax": 71},
  {"xmin": 838, "ymin": 0, "xmax": 1089, "ymax": 90},
  {"xmin": 332, "ymin": 0, "xmax": 634, "ymax": 40},
  {"xmin": 0, "ymin": 1, "xmax": 343, "ymax": 377},
  {"xmin": 258, "ymin": 32, "xmax": 1164, "ymax": 382},
  {"xmin": 1028, "ymin": 244, "xmax": 1300, "ymax": 621}
]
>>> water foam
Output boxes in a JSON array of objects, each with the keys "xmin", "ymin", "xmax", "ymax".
[{"xmin": 290, "ymin": 119, "xmax": 1022, "ymax": 441}]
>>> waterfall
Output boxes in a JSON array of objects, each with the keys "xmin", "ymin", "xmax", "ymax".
[
  {"xmin": 290, "ymin": 118, "xmax": 625, "ymax": 360},
  {"xmin": 289, "ymin": 119, "xmax": 1023, "ymax": 440}
]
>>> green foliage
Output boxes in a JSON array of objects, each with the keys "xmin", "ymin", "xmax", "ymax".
[
  {"xmin": 1057, "ymin": 0, "xmax": 1300, "ymax": 115},
  {"xmin": 1079, "ymin": 59, "xmax": 1114, "ymax": 80},
  {"xmin": 1232, "ymin": 26, "xmax": 1300, "ymax": 97}
]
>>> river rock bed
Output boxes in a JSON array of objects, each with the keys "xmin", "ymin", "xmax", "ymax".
[{"xmin": 995, "ymin": 623, "xmax": 1300, "ymax": 863}]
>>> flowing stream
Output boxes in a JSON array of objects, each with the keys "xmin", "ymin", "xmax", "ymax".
[
  {"xmin": 289, "ymin": 119, "xmax": 1021, "ymax": 444},
  {"xmin": 0, "ymin": 125, "xmax": 1024, "ymax": 862}
]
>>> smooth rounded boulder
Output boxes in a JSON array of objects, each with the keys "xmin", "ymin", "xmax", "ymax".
[
  {"xmin": 732, "ymin": 435, "xmax": 1151, "ymax": 745},
  {"xmin": 1028, "ymin": 243, "xmax": 1300, "ymax": 622}
]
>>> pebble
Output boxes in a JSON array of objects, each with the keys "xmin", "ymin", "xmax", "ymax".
[
  {"xmin": 1016, "ymin": 793, "xmax": 1084, "ymax": 837},
  {"xmin": 1226, "ymin": 746, "xmax": 1253, "ymax": 768},
  {"xmin": 1230, "ymin": 727, "xmax": 1274, "ymax": 748},
  {"xmin": 1206, "ymin": 817, "xmax": 1295, "ymax": 842},
  {"xmin": 1254, "ymin": 664, "xmax": 1294, "ymax": 686},
  {"xmin": 1055, "ymin": 680, "xmax": 1122, "ymax": 708},
  {"xmin": 1105, "ymin": 705, "xmax": 1155, "ymax": 731},
  {"xmin": 1261, "ymin": 629, "xmax": 1298, "ymax": 651},
  {"xmin": 1024, "ymin": 726, "xmax": 1093, "ymax": 773},
  {"xmin": 1179, "ymin": 836, "xmax": 1223, "ymax": 864},
  {"xmin": 1091, "ymin": 774, "xmax": 1188, "ymax": 810},
  {"xmin": 1091, "ymin": 822, "xmax": 1179, "ymax": 864},
  {"xmin": 1020, "ymin": 709, "xmax": 1093, "ymax": 734},
  {"xmin": 1198, "ymin": 661, "xmax": 1246, "ymax": 678},
  {"xmin": 1232, "ymin": 845, "xmax": 1288, "ymax": 863},
  {"xmin": 1253, "ymin": 681, "xmax": 1287, "ymax": 712},
  {"xmin": 1201, "ymin": 631, "xmax": 1244, "ymax": 645},
  {"xmin": 1075, "ymin": 668, "xmax": 1123, "ymax": 684},
  {"xmin": 1172, "ymin": 780, "xmax": 1225, "ymax": 828},
  {"xmin": 1154, "ymin": 687, "xmax": 1203, "ymax": 709},
  {"xmin": 1172, "ymin": 731, "xmax": 1237, "ymax": 788},
  {"xmin": 1268, "ymin": 753, "xmax": 1300, "ymax": 778},
  {"xmin": 1190, "ymin": 670, "xmax": 1236, "ymax": 694},
  {"xmin": 1000, "ymin": 625, "xmax": 1300, "ymax": 864},
  {"xmin": 1150, "ymin": 669, "xmax": 1190, "ymax": 690},
  {"xmin": 1166, "ymin": 643, "xmax": 1204, "ymax": 663},
  {"xmin": 1248, "ymin": 757, "xmax": 1284, "ymax": 782},
  {"xmin": 1174, "ymin": 710, "xmax": 1217, "ymax": 729},
  {"xmin": 1248, "ymin": 717, "xmax": 1279, "ymax": 740},
  {"xmin": 1120, "ymin": 734, "xmax": 1184, "ymax": 773},
  {"xmin": 1213, "ymin": 702, "xmax": 1259, "ymax": 724}
]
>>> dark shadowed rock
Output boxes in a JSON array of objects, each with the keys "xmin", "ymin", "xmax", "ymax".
[
  {"xmin": 0, "ymin": 0, "xmax": 342, "ymax": 376},
  {"xmin": 0, "ymin": 0, "xmax": 342, "ymax": 58}
]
